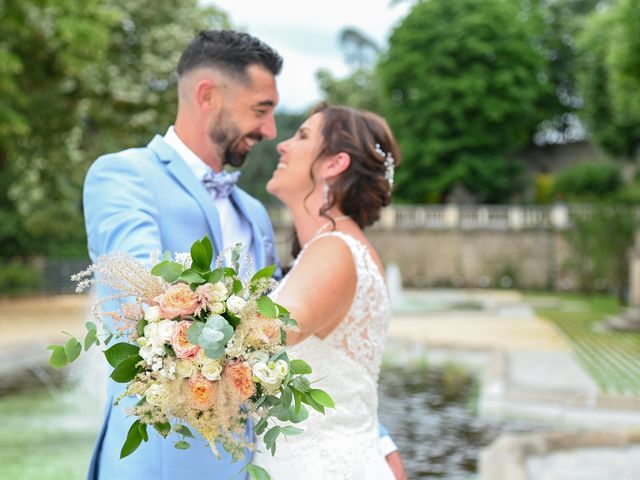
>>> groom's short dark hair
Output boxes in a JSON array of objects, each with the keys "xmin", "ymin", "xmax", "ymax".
[{"xmin": 177, "ymin": 30, "xmax": 283, "ymax": 81}]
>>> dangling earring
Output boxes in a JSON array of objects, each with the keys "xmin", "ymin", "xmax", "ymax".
[{"xmin": 322, "ymin": 178, "xmax": 330, "ymax": 205}]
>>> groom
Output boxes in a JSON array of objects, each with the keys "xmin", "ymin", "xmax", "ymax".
[{"xmin": 83, "ymin": 30, "xmax": 405, "ymax": 479}]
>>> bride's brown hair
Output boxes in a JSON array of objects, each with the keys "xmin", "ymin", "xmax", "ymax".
[{"xmin": 290, "ymin": 103, "xmax": 401, "ymax": 260}]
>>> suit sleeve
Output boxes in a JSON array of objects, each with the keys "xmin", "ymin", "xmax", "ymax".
[{"xmin": 83, "ymin": 152, "xmax": 162, "ymax": 263}]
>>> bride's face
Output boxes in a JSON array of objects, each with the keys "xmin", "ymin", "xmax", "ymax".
[{"xmin": 267, "ymin": 113, "xmax": 324, "ymax": 203}]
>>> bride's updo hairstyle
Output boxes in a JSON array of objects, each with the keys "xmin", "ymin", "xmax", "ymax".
[{"xmin": 291, "ymin": 103, "xmax": 401, "ymax": 259}]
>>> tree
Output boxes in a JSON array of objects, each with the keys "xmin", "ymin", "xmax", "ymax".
[
  {"xmin": 379, "ymin": 0, "xmax": 552, "ymax": 203},
  {"xmin": 577, "ymin": 0, "xmax": 640, "ymax": 158},
  {"xmin": 0, "ymin": 0, "xmax": 229, "ymax": 258},
  {"xmin": 338, "ymin": 27, "xmax": 380, "ymax": 70}
]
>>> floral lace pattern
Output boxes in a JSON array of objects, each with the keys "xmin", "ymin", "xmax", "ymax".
[{"xmin": 253, "ymin": 231, "xmax": 394, "ymax": 479}]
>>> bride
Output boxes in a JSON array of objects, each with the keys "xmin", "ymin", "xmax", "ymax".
[{"xmin": 253, "ymin": 103, "xmax": 404, "ymax": 479}]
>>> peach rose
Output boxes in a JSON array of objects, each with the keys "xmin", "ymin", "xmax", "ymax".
[
  {"xmin": 188, "ymin": 375, "xmax": 217, "ymax": 410},
  {"xmin": 154, "ymin": 283, "xmax": 198, "ymax": 319},
  {"xmin": 171, "ymin": 320, "xmax": 201, "ymax": 358},
  {"xmin": 225, "ymin": 361, "xmax": 256, "ymax": 401}
]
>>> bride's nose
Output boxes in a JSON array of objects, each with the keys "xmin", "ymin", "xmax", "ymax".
[{"xmin": 276, "ymin": 140, "xmax": 288, "ymax": 154}]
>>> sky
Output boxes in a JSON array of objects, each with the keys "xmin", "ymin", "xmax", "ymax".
[{"xmin": 207, "ymin": 0, "xmax": 412, "ymax": 112}]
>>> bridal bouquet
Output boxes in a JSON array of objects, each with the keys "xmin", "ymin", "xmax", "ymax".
[{"xmin": 47, "ymin": 236, "xmax": 333, "ymax": 479}]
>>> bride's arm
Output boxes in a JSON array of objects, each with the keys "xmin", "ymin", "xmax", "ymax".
[{"xmin": 275, "ymin": 236, "xmax": 356, "ymax": 345}]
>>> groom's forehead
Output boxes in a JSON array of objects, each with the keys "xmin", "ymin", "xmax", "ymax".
[{"xmin": 236, "ymin": 65, "xmax": 279, "ymax": 106}]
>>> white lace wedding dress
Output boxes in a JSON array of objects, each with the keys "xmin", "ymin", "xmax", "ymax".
[{"xmin": 253, "ymin": 231, "xmax": 395, "ymax": 479}]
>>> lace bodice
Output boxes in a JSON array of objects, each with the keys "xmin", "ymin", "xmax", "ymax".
[
  {"xmin": 254, "ymin": 231, "xmax": 394, "ymax": 479},
  {"xmin": 275, "ymin": 231, "xmax": 391, "ymax": 381}
]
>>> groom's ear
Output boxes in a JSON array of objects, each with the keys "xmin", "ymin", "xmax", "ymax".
[
  {"xmin": 324, "ymin": 152, "xmax": 351, "ymax": 179},
  {"xmin": 195, "ymin": 78, "xmax": 223, "ymax": 111}
]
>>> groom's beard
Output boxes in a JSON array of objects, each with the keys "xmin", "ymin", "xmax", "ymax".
[{"xmin": 209, "ymin": 110, "xmax": 263, "ymax": 168}]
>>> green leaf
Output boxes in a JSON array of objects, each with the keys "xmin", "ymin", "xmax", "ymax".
[
  {"xmin": 250, "ymin": 265, "xmax": 276, "ymax": 285},
  {"xmin": 256, "ymin": 296, "xmax": 277, "ymax": 319},
  {"xmin": 254, "ymin": 417, "xmax": 268, "ymax": 436},
  {"xmin": 64, "ymin": 337, "xmax": 82, "ymax": 363},
  {"xmin": 104, "ymin": 333, "xmax": 114, "ymax": 345},
  {"xmin": 85, "ymin": 321, "xmax": 97, "ymax": 332},
  {"xmin": 268, "ymin": 403, "xmax": 290, "ymax": 422},
  {"xmin": 302, "ymin": 392, "xmax": 325, "ymax": 414},
  {"xmin": 174, "ymin": 440, "xmax": 191, "ymax": 450},
  {"xmin": 180, "ymin": 268, "xmax": 205, "ymax": 284},
  {"xmin": 150, "ymin": 260, "xmax": 183, "ymax": 283},
  {"xmin": 292, "ymin": 388, "xmax": 302, "ymax": 414},
  {"xmin": 191, "ymin": 240, "xmax": 209, "ymax": 271},
  {"xmin": 138, "ymin": 422, "xmax": 149, "ymax": 442},
  {"xmin": 289, "ymin": 359, "xmax": 312, "ymax": 375},
  {"xmin": 309, "ymin": 389, "xmax": 335, "ymax": 409},
  {"xmin": 288, "ymin": 402, "xmax": 309, "ymax": 423},
  {"xmin": 245, "ymin": 464, "xmax": 271, "ymax": 480},
  {"xmin": 280, "ymin": 387, "xmax": 292, "ymax": 409},
  {"xmin": 201, "ymin": 235, "xmax": 214, "ymax": 266},
  {"xmin": 263, "ymin": 426, "xmax": 281, "ymax": 450},
  {"xmin": 104, "ymin": 342, "xmax": 140, "ymax": 368},
  {"xmin": 120, "ymin": 421, "xmax": 143, "ymax": 458},
  {"xmin": 232, "ymin": 279, "xmax": 243, "ymax": 295},
  {"xmin": 84, "ymin": 329, "xmax": 97, "ymax": 351},
  {"xmin": 47, "ymin": 345, "xmax": 68, "ymax": 369},
  {"xmin": 292, "ymin": 376, "xmax": 310, "ymax": 393},
  {"xmin": 207, "ymin": 269, "xmax": 224, "ymax": 284},
  {"xmin": 175, "ymin": 424, "xmax": 195, "ymax": 438},
  {"xmin": 186, "ymin": 322, "xmax": 204, "ymax": 345},
  {"xmin": 110, "ymin": 355, "xmax": 142, "ymax": 383},
  {"xmin": 136, "ymin": 319, "xmax": 148, "ymax": 338},
  {"xmin": 281, "ymin": 426, "xmax": 304, "ymax": 436},
  {"xmin": 153, "ymin": 421, "xmax": 171, "ymax": 438}
]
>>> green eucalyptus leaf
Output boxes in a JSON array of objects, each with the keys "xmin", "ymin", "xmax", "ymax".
[
  {"xmin": 47, "ymin": 345, "xmax": 68, "ymax": 369},
  {"xmin": 174, "ymin": 440, "xmax": 191, "ymax": 450},
  {"xmin": 288, "ymin": 402, "xmax": 309, "ymax": 423},
  {"xmin": 263, "ymin": 426, "xmax": 281, "ymax": 450},
  {"xmin": 84, "ymin": 329, "xmax": 97, "ymax": 351},
  {"xmin": 64, "ymin": 337, "xmax": 82, "ymax": 363},
  {"xmin": 180, "ymin": 269, "xmax": 205, "ymax": 284},
  {"xmin": 292, "ymin": 376, "xmax": 310, "ymax": 393},
  {"xmin": 269, "ymin": 403, "xmax": 290, "ymax": 422},
  {"xmin": 292, "ymin": 388, "xmax": 302, "ymax": 413},
  {"xmin": 186, "ymin": 322, "xmax": 205, "ymax": 345},
  {"xmin": 280, "ymin": 387, "xmax": 292, "ymax": 409},
  {"xmin": 254, "ymin": 417, "xmax": 268, "ymax": 436},
  {"xmin": 281, "ymin": 426, "xmax": 304, "ymax": 436},
  {"xmin": 150, "ymin": 261, "xmax": 183, "ymax": 283},
  {"xmin": 85, "ymin": 321, "xmax": 97, "ymax": 332},
  {"xmin": 104, "ymin": 342, "xmax": 140, "ymax": 368},
  {"xmin": 289, "ymin": 359, "xmax": 312, "ymax": 375},
  {"xmin": 120, "ymin": 421, "xmax": 143, "ymax": 458}
]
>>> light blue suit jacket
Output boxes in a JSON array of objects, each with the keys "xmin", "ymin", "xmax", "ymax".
[{"xmin": 83, "ymin": 135, "xmax": 278, "ymax": 480}]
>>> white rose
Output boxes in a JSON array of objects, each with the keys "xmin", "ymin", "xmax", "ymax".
[
  {"xmin": 226, "ymin": 295, "xmax": 246, "ymax": 314},
  {"xmin": 143, "ymin": 322, "xmax": 159, "ymax": 342},
  {"xmin": 201, "ymin": 359, "xmax": 223, "ymax": 381},
  {"xmin": 209, "ymin": 301, "xmax": 225, "ymax": 315},
  {"xmin": 210, "ymin": 282, "xmax": 228, "ymax": 301},
  {"xmin": 145, "ymin": 306, "xmax": 161, "ymax": 322},
  {"xmin": 273, "ymin": 359, "xmax": 289, "ymax": 380},
  {"xmin": 145, "ymin": 383, "xmax": 165, "ymax": 406},
  {"xmin": 139, "ymin": 344, "xmax": 154, "ymax": 363},
  {"xmin": 252, "ymin": 362, "xmax": 282, "ymax": 391},
  {"xmin": 246, "ymin": 350, "xmax": 270, "ymax": 367},
  {"xmin": 176, "ymin": 359, "xmax": 197, "ymax": 379},
  {"xmin": 157, "ymin": 319, "xmax": 175, "ymax": 343}
]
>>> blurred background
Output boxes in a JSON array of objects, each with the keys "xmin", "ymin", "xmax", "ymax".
[{"xmin": 1, "ymin": 0, "xmax": 640, "ymax": 478}]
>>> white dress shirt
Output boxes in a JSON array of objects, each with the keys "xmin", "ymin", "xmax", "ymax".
[{"xmin": 163, "ymin": 127, "xmax": 252, "ymax": 264}]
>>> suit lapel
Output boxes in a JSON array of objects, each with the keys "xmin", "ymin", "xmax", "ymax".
[
  {"xmin": 147, "ymin": 135, "xmax": 224, "ymax": 256},
  {"xmin": 230, "ymin": 188, "xmax": 266, "ymax": 269}
]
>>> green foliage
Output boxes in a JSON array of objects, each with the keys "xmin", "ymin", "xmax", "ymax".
[
  {"xmin": 379, "ymin": 0, "xmax": 552, "ymax": 203},
  {"xmin": 0, "ymin": 259, "xmax": 41, "ymax": 294},
  {"xmin": 316, "ymin": 68, "xmax": 385, "ymax": 113},
  {"xmin": 0, "ymin": 0, "xmax": 229, "ymax": 258},
  {"xmin": 552, "ymin": 162, "xmax": 622, "ymax": 201},
  {"xmin": 577, "ymin": 0, "xmax": 640, "ymax": 158},
  {"xmin": 186, "ymin": 314, "xmax": 233, "ymax": 360},
  {"xmin": 238, "ymin": 112, "xmax": 306, "ymax": 205},
  {"xmin": 564, "ymin": 205, "xmax": 636, "ymax": 300}
]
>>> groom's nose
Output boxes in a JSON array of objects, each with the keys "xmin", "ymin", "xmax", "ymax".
[{"xmin": 259, "ymin": 114, "xmax": 277, "ymax": 141}]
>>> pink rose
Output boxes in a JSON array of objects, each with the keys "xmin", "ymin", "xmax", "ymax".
[
  {"xmin": 171, "ymin": 320, "xmax": 201, "ymax": 358},
  {"xmin": 188, "ymin": 375, "xmax": 217, "ymax": 410},
  {"xmin": 224, "ymin": 361, "xmax": 256, "ymax": 401},
  {"xmin": 154, "ymin": 283, "xmax": 198, "ymax": 319}
]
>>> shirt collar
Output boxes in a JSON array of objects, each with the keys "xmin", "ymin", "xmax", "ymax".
[{"xmin": 163, "ymin": 126, "xmax": 211, "ymax": 181}]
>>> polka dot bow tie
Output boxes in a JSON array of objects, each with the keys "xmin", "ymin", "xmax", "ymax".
[{"xmin": 202, "ymin": 170, "xmax": 241, "ymax": 200}]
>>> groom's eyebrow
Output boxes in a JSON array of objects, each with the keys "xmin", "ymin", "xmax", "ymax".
[{"xmin": 256, "ymin": 100, "xmax": 275, "ymax": 107}]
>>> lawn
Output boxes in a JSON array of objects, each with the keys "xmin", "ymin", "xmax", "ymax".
[{"xmin": 526, "ymin": 292, "xmax": 640, "ymax": 395}]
